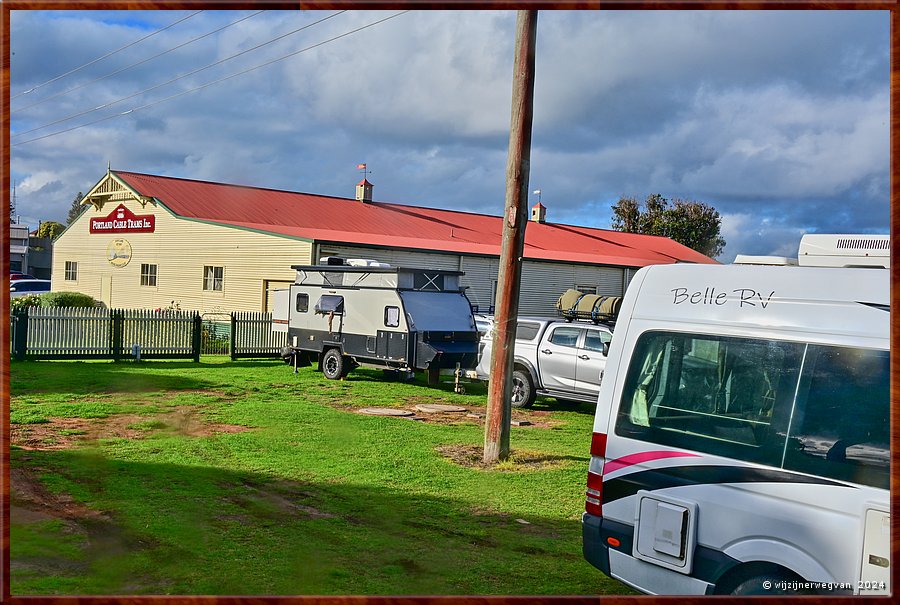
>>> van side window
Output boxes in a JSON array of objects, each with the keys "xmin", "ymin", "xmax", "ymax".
[
  {"xmin": 384, "ymin": 306, "xmax": 401, "ymax": 327},
  {"xmin": 615, "ymin": 331, "xmax": 804, "ymax": 467},
  {"xmin": 296, "ymin": 293, "xmax": 309, "ymax": 313},
  {"xmin": 783, "ymin": 346, "xmax": 889, "ymax": 489},
  {"xmin": 516, "ymin": 322, "xmax": 540, "ymax": 341},
  {"xmin": 549, "ymin": 327, "xmax": 581, "ymax": 348}
]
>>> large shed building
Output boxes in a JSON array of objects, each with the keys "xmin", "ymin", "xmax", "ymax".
[{"xmin": 52, "ymin": 168, "xmax": 716, "ymax": 315}]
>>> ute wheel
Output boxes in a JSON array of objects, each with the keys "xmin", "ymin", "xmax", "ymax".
[
  {"xmin": 322, "ymin": 349, "xmax": 345, "ymax": 380},
  {"xmin": 730, "ymin": 571, "xmax": 812, "ymax": 595},
  {"xmin": 510, "ymin": 368, "xmax": 535, "ymax": 408}
]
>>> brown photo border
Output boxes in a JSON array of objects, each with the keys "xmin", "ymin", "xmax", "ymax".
[{"xmin": 1, "ymin": 1, "xmax": 897, "ymax": 603}]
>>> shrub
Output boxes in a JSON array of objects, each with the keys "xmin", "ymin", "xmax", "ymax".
[
  {"xmin": 39, "ymin": 291, "xmax": 97, "ymax": 308},
  {"xmin": 10, "ymin": 294, "xmax": 43, "ymax": 314}
]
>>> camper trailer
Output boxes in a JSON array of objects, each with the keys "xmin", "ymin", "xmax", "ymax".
[{"xmin": 273, "ymin": 260, "xmax": 479, "ymax": 381}]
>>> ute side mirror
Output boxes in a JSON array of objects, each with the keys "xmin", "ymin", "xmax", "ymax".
[{"xmin": 603, "ymin": 341, "xmax": 610, "ymax": 356}]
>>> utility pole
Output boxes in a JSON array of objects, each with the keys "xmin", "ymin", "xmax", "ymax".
[{"xmin": 484, "ymin": 10, "xmax": 538, "ymax": 464}]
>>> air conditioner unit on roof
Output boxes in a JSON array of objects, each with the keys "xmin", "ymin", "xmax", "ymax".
[{"xmin": 798, "ymin": 234, "xmax": 890, "ymax": 268}]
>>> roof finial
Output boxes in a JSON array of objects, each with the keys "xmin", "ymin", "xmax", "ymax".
[{"xmin": 107, "ymin": 160, "xmax": 111, "ymax": 174}]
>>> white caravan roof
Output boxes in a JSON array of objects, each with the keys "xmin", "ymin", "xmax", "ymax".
[{"xmin": 626, "ymin": 263, "xmax": 888, "ymax": 344}]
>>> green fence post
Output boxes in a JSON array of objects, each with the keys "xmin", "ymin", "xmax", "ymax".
[
  {"xmin": 12, "ymin": 308, "xmax": 29, "ymax": 361},
  {"xmin": 230, "ymin": 313, "xmax": 237, "ymax": 361},
  {"xmin": 192, "ymin": 313, "xmax": 202, "ymax": 362}
]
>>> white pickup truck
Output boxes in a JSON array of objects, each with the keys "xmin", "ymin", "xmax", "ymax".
[{"xmin": 469, "ymin": 317, "xmax": 613, "ymax": 408}]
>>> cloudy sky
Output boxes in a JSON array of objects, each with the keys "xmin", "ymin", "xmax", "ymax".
[{"xmin": 9, "ymin": 9, "xmax": 890, "ymax": 261}]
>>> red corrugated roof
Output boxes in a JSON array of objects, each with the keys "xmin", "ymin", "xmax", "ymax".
[{"xmin": 114, "ymin": 171, "xmax": 717, "ymax": 267}]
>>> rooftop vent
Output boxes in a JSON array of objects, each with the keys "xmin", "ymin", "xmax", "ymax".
[{"xmin": 531, "ymin": 202, "xmax": 546, "ymax": 223}]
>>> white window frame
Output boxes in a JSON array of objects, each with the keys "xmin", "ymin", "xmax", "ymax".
[
  {"xmin": 64, "ymin": 261, "xmax": 78, "ymax": 281},
  {"xmin": 203, "ymin": 266, "xmax": 224, "ymax": 291}
]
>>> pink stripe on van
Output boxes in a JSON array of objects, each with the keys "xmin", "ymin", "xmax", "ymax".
[{"xmin": 604, "ymin": 450, "xmax": 700, "ymax": 474}]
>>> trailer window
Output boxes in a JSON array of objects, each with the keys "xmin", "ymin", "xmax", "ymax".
[
  {"xmin": 315, "ymin": 295, "xmax": 344, "ymax": 315},
  {"xmin": 783, "ymin": 346, "xmax": 889, "ymax": 489},
  {"xmin": 616, "ymin": 331, "xmax": 804, "ymax": 467},
  {"xmin": 296, "ymin": 293, "xmax": 309, "ymax": 313},
  {"xmin": 384, "ymin": 306, "xmax": 400, "ymax": 327}
]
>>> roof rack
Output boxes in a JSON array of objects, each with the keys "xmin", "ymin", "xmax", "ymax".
[{"xmin": 556, "ymin": 289, "xmax": 621, "ymax": 324}]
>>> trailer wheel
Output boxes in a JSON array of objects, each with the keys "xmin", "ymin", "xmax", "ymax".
[
  {"xmin": 322, "ymin": 349, "xmax": 345, "ymax": 380},
  {"xmin": 510, "ymin": 368, "xmax": 535, "ymax": 408}
]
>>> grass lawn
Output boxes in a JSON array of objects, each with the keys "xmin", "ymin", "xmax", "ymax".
[{"xmin": 9, "ymin": 357, "xmax": 631, "ymax": 595}]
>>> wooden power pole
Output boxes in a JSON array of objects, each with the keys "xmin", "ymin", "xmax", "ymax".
[{"xmin": 484, "ymin": 10, "xmax": 538, "ymax": 464}]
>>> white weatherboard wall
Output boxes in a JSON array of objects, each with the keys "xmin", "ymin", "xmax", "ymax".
[{"xmin": 53, "ymin": 201, "xmax": 312, "ymax": 313}]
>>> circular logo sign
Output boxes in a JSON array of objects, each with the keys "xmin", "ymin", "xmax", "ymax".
[{"xmin": 107, "ymin": 238, "xmax": 132, "ymax": 268}]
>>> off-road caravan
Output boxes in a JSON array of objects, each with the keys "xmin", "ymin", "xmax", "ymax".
[
  {"xmin": 582, "ymin": 234, "xmax": 890, "ymax": 595},
  {"xmin": 273, "ymin": 260, "xmax": 479, "ymax": 381}
]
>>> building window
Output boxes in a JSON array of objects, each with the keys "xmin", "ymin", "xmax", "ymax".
[
  {"xmin": 576, "ymin": 284, "xmax": 597, "ymax": 295},
  {"xmin": 65, "ymin": 261, "xmax": 78, "ymax": 281},
  {"xmin": 203, "ymin": 266, "xmax": 224, "ymax": 291},
  {"xmin": 141, "ymin": 264, "xmax": 157, "ymax": 287}
]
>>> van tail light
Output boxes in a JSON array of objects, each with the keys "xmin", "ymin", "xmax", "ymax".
[
  {"xmin": 590, "ymin": 432, "xmax": 607, "ymax": 457},
  {"xmin": 585, "ymin": 432, "xmax": 607, "ymax": 517}
]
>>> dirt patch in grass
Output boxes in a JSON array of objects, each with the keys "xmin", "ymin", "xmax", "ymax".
[
  {"xmin": 11, "ymin": 467, "xmax": 106, "ymax": 523},
  {"xmin": 10, "ymin": 406, "xmax": 252, "ymax": 451},
  {"xmin": 330, "ymin": 394, "xmax": 562, "ymax": 429},
  {"xmin": 436, "ymin": 444, "xmax": 570, "ymax": 471}
]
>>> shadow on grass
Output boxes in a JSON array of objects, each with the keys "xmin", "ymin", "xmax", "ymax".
[
  {"xmin": 531, "ymin": 398, "xmax": 597, "ymax": 416},
  {"xmin": 10, "ymin": 361, "xmax": 218, "ymax": 395},
  {"xmin": 9, "ymin": 447, "xmax": 629, "ymax": 597}
]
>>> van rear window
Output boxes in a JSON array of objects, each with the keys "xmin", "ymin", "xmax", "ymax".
[{"xmin": 615, "ymin": 332, "xmax": 889, "ymax": 489}]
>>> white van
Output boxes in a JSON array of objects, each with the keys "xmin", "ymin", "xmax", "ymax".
[{"xmin": 582, "ymin": 235, "xmax": 890, "ymax": 595}]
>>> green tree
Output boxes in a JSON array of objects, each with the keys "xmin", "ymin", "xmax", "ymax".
[
  {"xmin": 36, "ymin": 220, "xmax": 65, "ymax": 240},
  {"xmin": 67, "ymin": 192, "xmax": 85, "ymax": 225},
  {"xmin": 611, "ymin": 194, "xmax": 725, "ymax": 258}
]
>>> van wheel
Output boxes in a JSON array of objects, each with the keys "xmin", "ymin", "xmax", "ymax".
[
  {"xmin": 510, "ymin": 369, "xmax": 535, "ymax": 408},
  {"xmin": 322, "ymin": 349, "xmax": 345, "ymax": 380},
  {"xmin": 730, "ymin": 571, "xmax": 812, "ymax": 595}
]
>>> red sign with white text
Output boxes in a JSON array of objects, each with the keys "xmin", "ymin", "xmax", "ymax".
[{"xmin": 90, "ymin": 204, "xmax": 155, "ymax": 234}]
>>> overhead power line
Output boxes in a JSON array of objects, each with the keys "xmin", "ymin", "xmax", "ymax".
[
  {"xmin": 11, "ymin": 11, "xmax": 203, "ymax": 100},
  {"xmin": 12, "ymin": 11, "xmax": 409, "ymax": 148},
  {"xmin": 13, "ymin": 11, "xmax": 265, "ymax": 113},
  {"xmin": 12, "ymin": 10, "xmax": 347, "ymax": 140}
]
